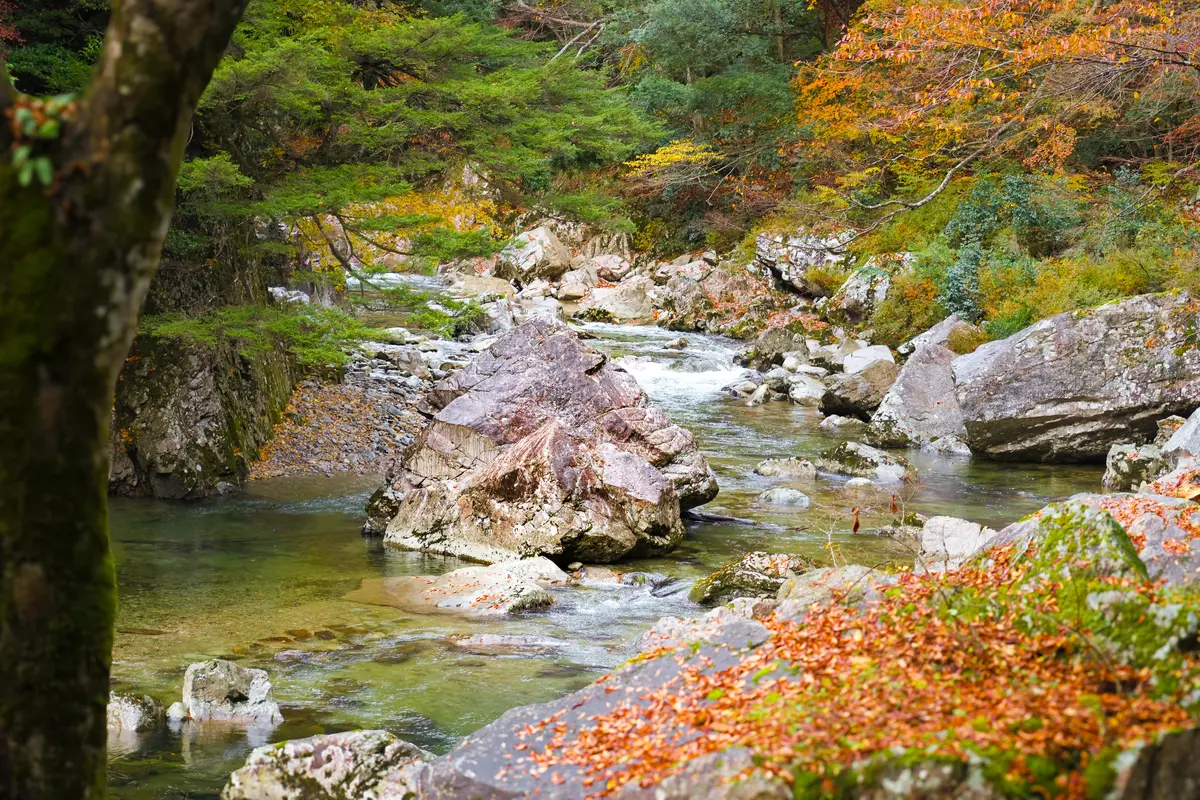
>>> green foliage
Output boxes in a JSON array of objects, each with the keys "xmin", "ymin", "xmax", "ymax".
[
  {"xmin": 869, "ymin": 272, "xmax": 946, "ymax": 347},
  {"xmin": 141, "ymin": 305, "xmax": 370, "ymax": 367},
  {"xmin": 378, "ymin": 285, "xmax": 486, "ymax": 338},
  {"xmin": 4, "ymin": 1, "xmax": 109, "ymax": 94}
]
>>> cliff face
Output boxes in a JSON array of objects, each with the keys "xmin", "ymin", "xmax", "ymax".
[
  {"xmin": 109, "ymin": 228, "xmax": 299, "ymax": 499},
  {"xmin": 109, "ymin": 334, "xmax": 298, "ymax": 499}
]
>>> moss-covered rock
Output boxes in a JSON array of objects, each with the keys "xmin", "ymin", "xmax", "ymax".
[
  {"xmin": 816, "ymin": 441, "xmax": 916, "ymax": 483},
  {"xmin": 109, "ymin": 333, "xmax": 298, "ymax": 499},
  {"xmin": 690, "ymin": 552, "xmax": 817, "ymax": 605}
]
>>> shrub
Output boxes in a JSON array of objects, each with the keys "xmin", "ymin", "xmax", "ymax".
[
  {"xmin": 984, "ymin": 306, "xmax": 1034, "ymax": 341},
  {"xmin": 870, "ymin": 272, "xmax": 946, "ymax": 347},
  {"xmin": 944, "ymin": 325, "xmax": 989, "ymax": 355}
]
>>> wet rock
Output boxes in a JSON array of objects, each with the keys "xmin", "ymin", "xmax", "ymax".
[
  {"xmin": 918, "ymin": 516, "xmax": 997, "ymax": 573},
  {"xmin": 869, "ymin": 344, "xmax": 968, "ymax": 449},
  {"xmin": 375, "ymin": 321, "xmax": 717, "ymax": 563},
  {"xmin": 754, "ymin": 458, "xmax": 816, "ymax": 480},
  {"xmin": 737, "ymin": 325, "xmax": 810, "ymax": 370},
  {"xmin": 222, "ymin": 730, "xmax": 432, "ymax": 800},
  {"xmin": 842, "ymin": 345, "xmax": 895, "ymax": 375},
  {"xmin": 844, "ymin": 477, "xmax": 882, "ymax": 493},
  {"xmin": 496, "ymin": 227, "xmax": 573, "ymax": 284},
  {"xmin": 816, "ymin": 441, "xmax": 915, "ymax": 484},
  {"xmin": 808, "ymin": 338, "xmax": 866, "ymax": 370},
  {"xmin": 754, "ymin": 232, "xmax": 847, "ymax": 296},
  {"xmin": 690, "ymin": 552, "xmax": 816, "ymax": 605},
  {"xmin": 665, "ymin": 337, "xmax": 689, "ymax": 350},
  {"xmin": 787, "ymin": 374, "xmax": 825, "ymax": 406},
  {"xmin": 952, "ymin": 292, "xmax": 1200, "ymax": 462},
  {"xmin": 757, "ymin": 488, "xmax": 812, "ymax": 508},
  {"xmin": 344, "ymin": 557, "xmax": 569, "ymax": 617},
  {"xmin": 1103, "ymin": 444, "xmax": 1166, "ymax": 491},
  {"xmin": 821, "ymin": 360, "xmax": 899, "ymax": 418},
  {"xmin": 107, "ymin": 692, "xmax": 165, "ymax": 733},
  {"xmin": 745, "ymin": 384, "xmax": 771, "ymax": 407},
  {"xmin": 166, "ymin": 660, "xmax": 283, "ymax": 725}
]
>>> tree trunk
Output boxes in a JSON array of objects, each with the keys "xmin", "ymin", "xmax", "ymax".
[
  {"xmin": 771, "ymin": 0, "xmax": 786, "ymax": 62},
  {"xmin": 0, "ymin": 2, "xmax": 249, "ymax": 797}
]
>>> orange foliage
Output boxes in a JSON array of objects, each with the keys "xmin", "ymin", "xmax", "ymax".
[{"xmin": 520, "ymin": 548, "xmax": 1198, "ymax": 797}]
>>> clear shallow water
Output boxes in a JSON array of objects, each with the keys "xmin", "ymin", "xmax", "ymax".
[{"xmin": 107, "ymin": 324, "xmax": 1104, "ymax": 798}]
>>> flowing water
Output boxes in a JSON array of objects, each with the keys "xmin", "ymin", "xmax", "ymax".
[{"xmin": 106, "ymin": 324, "xmax": 1103, "ymax": 798}]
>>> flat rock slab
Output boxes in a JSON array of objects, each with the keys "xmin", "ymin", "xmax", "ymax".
[{"xmin": 344, "ymin": 558, "xmax": 570, "ymax": 617}]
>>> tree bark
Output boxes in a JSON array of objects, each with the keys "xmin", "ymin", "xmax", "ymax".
[{"xmin": 0, "ymin": 1, "xmax": 249, "ymax": 797}]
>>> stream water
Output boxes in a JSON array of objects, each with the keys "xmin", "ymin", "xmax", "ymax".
[{"xmin": 106, "ymin": 323, "xmax": 1103, "ymax": 799}]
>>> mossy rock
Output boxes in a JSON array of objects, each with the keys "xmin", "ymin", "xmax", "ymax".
[{"xmin": 690, "ymin": 552, "xmax": 817, "ymax": 606}]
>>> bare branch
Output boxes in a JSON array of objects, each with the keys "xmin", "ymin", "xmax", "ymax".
[{"xmin": 550, "ymin": 21, "xmax": 601, "ymax": 63}]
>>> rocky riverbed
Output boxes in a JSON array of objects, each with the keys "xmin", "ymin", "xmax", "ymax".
[{"xmin": 104, "ymin": 226, "xmax": 1200, "ymax": 799}]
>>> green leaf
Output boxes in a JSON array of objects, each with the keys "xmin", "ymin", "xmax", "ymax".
[
  {"xmin": 17, "ymin": 160, "xmax": 35, "ymax": 188},
  {"xmin": 12, "ymin": 144, "xmax": 32, "ymax": 166},
  {"xmin": 34, "ymin": 157, "xmax": 54, "ymax": 186}
]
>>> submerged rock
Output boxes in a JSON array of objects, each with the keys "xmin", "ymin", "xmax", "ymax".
[
  {"xmin": 816, "ymin": 441, "xmax": 915, "ymax": 484},
  {"xmin": 222, "ymin": 730, "xmax": 432, "ymax": 800},
  {"xmin": 107, "ymin": 692, "xmax": 165, "ymax": 733},
  {"xmin": 952, "ymin": 292, "xmax": 1200, "ymax": 461},
  {"xmin": 166, "ymin": 660, "xmax": 282, "ymax": 725},
  {"xmin": 753, "ymin": 457, "xmax": 816, "ymax": 480},
  {"xmin": 756, "ymin": 488, "xmax": 812, "ymax": 508},
  {"xmin": 344, "ymin": 557, "xmax": 569, "ymax": 617},
  {"xmin": 370, "ymin": 320, "xmax": 717, "ymax": 563},
  {"xmin": 689, "ymin": 552, "xmax": 816, "ymax": 605}
]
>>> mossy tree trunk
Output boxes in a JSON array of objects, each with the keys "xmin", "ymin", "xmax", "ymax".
[{"xmin": 0, "ymin": 2, "xmax": 249, "ymax": 797}]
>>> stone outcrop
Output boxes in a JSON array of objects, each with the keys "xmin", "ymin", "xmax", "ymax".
[
  {"xmin": 952, "ymin": 293, "xmax": 1200, "ymax": 462},
  {"xmin": 345, "ymin": 556, "xmax": 569, "ymax": 617},
  {"xmin": 869, "ymin": 344, "xmax": 968, "ymax": 451},
  {"xmin": 754, "ymin": 232, "xmax": 846, "ymax": 296},
  {"xmin": 166, "ymin": 660, "xmax": 283, "ymax": 725},
  {"xmin": 223, "ymin": 730, "xmax": 432, "ymax": 800},
  {"xmin": 367, "ymin": 320, "xmax": 717, "ymax": 563},
  {"xmin": 109, "ymin": 334, "xmax": 298, "ymax": 499},
  {"xmin": 496, "ymin": 227, "xmax": 573, "ymax": 284}
]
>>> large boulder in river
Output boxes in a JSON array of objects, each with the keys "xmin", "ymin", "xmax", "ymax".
[
  {"xmin": 223, "ymin": 730, "xmax": 432, "ymax": 800},
  {"xmin": 869, "ymin": 344, "xmax": 968, "ymax": 450},
  {"xmin": 952, "ymin": 293, "xmax": 1200, "ymax": 461},
  {"xmin": 369, "ymin": 320, "xmax": 717, "ymax": 563},
  {"xmin": 816, "ymin": 441, "xmax": 915, "ymax": 483},
  {"xmin": 166, "ymin": 660, "xmax": 282, "ymax": 725}
]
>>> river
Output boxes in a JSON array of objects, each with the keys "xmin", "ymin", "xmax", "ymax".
[{"xmin": 106, "ymin": 323, "xmax": 1103, "ymax": 799}]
